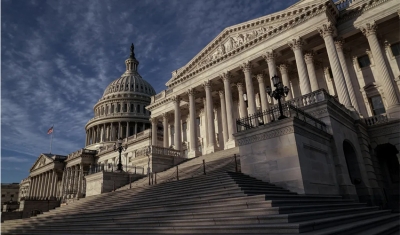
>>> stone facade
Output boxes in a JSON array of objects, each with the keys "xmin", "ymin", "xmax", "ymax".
[{"xmin": 147, "ymin": 0, "xmax": 400, "ymax": 212}]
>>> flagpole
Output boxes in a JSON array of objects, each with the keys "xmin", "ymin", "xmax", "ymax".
[{"xmin": 50, "ymin": 124, "xmax": 54, "ymax": 154}]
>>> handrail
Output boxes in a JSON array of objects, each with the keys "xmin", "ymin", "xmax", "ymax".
[{"xmin": 363, "ymin": 114, "xmax": 388, "ymax": 126}]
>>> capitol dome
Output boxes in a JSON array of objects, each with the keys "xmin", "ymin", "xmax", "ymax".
[{"xmin": 85, "ymin": 44, "xmax": 155, "ymax": 148}]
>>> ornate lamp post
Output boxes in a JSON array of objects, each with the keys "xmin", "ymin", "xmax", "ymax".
[
  {"xmin": 113, "ymin": 138, "xmax": 127, "ymax": 172},
  {"xmin": 266, "ymin": 75, "xmax": 290, "ymax": 120}
]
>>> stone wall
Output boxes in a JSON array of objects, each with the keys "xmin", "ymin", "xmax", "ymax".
[{"xmin": 235, "ymin": 117, "xmax": 338, "ymax": 195}]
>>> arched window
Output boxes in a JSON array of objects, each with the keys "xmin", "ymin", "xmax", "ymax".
[
  {"xmin": 137, "ymin": 104, "xmax": 140, "ymax": 113},
  {"xmin": 110, "ymin": 104, "xmax": 114, "ymax": 113},
  {"xmin": 117, "ymin": 103, "xmax": 121, "ymax": 112},
  {"xmin": 143, "ymin": 105, "xmax": 146, "ymax": 114},
  {"xmin": 105, "ymin": 105, "xmax": 109, "ymax": 114},
  {"xmin": 131, "ymin": 104, "xmax": 134, "ymax": 112}
]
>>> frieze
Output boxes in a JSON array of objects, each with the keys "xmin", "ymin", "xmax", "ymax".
[{"xmin": 237, "ymin": 126, "xmax": 294, "ymax": 146}]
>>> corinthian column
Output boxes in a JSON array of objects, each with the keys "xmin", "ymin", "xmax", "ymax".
[
  {"xmin": 172, "ymin": 96, "xmax": 182, "ymax": 151},
  {"xmin": 304, "ymin": 52, "xmax": 319, "ymax": 92},
  {"xmin": 256, "ymin": 74, "xmax": 271, "ymax": 122},
  {"xmin": 188, "ymin": 88, "xmax": 198, "ymax": 158},
  {"xmin": 263, "ymin": 52, "xmax": 278, "ymax": 105},
  {"xmin": 289, "ymin": 38, "xmax": 312, "ymax": 95},
  {"xmin": 218, "ymin": 91, "xmax": 229, "ymax": 146},
  {"xmin": 150, "ymin": 117, "xmax": 158, "ymax": 146},
  {"xmin": 279, "ymin": 64, "xmax": 293, "ymax": 100},
  {"xmin": 240, "ymin": 62, "xmax": 257, "ymax": 115},
  {"xmin": 203, "ymin": 81, "xmax": 216, "ymax": 153},
  {"xmin": 162, "ymin": 113, "xmax": 169, "ymax": 148},
  {"xmin": 335, "ymin": 39, "xmax": 361, "ymax": 113},
  {"xmin": 359, "ymin": 22, "xmax": 400, "ymax": 117},
  {"xmin": 237, "ymin": 83, "xmax": 248, "ymax": 118},
  {"xmin": 220, "ymin": 72, "xmax": 236, "ymax": 148},
  {"xmin": 318, "ymin": 23, "xmax": 352, "ymax": 109}
]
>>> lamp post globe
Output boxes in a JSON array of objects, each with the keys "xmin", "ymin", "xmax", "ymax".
[
  {"xmin": 114, "ymin": 138, "xmax": 127, "ymax": 172},
  {"xmin": 266, "ymin": 75, "xmax": 290, "ymax": 120}
]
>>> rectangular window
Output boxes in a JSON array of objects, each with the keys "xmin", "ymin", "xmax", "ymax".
[
  {"xmin": 137, "ymin": 104, "xmax": 140, "ymax": 113},
  {"xmin": 391, "ymin": 43, "xmax": 400, "ymax": 57},
  {"xmin": 369, "ymin": 95, "xmax": 386, "ymax": 115},
  {"xmin": 358, "ymin": 55, "xmax": 371, "ymax": 68},
  {"xmin": 131, "ymin": 104, "xmax": 134, "ymax": 112}
]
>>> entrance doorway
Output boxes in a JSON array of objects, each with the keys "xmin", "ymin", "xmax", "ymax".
[
  {"xmin": 375, "ymin": 143, "xmax": 399, "ymax": 212},
  {"xmin": 343, "ymin": 141, "xmax": 364, "ymax": 201}
]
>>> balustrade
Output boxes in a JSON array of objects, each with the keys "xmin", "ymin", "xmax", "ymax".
[{"xmin": 363, "ymin": 114, "xmax": 389, "ymax": 126}]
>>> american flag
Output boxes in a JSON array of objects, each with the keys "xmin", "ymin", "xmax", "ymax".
[{"xmin": 47, "ymin": 126, "xmax": 54, "ymax": 135}]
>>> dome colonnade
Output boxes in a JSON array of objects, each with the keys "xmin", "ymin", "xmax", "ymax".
[{"xmin": 85, "ymin": 44, "xmax": 155, "ymax": 147}]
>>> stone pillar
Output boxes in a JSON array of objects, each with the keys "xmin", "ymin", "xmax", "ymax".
[
  {"xmin": 162, "ymin": 113, "xmax": 169, "ymax": 148},
  {"xmin": 256, "ymin": 74, "xmax": 270, "ymax": 120},
  {"xmin": 237, "ymin": 83, "xmax": 248, "ymax": 118},
  {"xmin": 134, "ymin": 122, "xmax": 138, "ymax": 135},
  {"xmin": 151, "ymin": 118, "xmax": 158, "ymax": 146},
  {"xmin": 218, "ymin": 91, "xmax": 229, "ymax": 147},
  {"xmin": 318, "ymin": 23, "xmax": 352, "ymax": 109},
  {"xmin": 304, "ymin": 52, "xmax": 319, "ymax": 92},
  {"xmin": 76, "ymin": 164, "xmax": 83, "ymax": 198},
  {"xmin": 188, "ymin": 88, "xmax": 198, "ymax": 157},
  {"xmin": 118, "ymin": 122, "xmax": 121, "ymax": 138},
  {"xmin": 30, "ymin": 176, "xmax": 36, "ymax": 198},
  {"xmin": 36, "ymin": 174, "xmax": 42, "ymax": 198},
  {"xmin": 264, "ymin": 52, "xmax": 278, "ymax": 105},
  {"xmin": 173, "ymin": 96, "xmax": 182, "ymax": 151},
  {"xmin": 204, "ymin": 81, "xmax": 216, "ymax": 153},
  {"xmin": 240, "ymin": 62, "xmax": 257, "ymax": 115},
  {"xmin": 289, "ymin": 38, "xmax": 312, "ymax": 95},
  {"xmin": 51, "ymin": 170, "xmax": 57, "ymax": 198},
  {"xmin": 220, "ymin": 72, "xmax": 236, "ymax": 148},
  {"xmin": 34, "ymin": 175, "xmax": 40, "ymax": 198},
  {"xmin": 43, "ymin": 172, "xmax": 49, "ymax": 199},
  {"xmin": 359, "ymin": 22, "xmax": 400, "ymax": 117},
  {"xmin": 202, "ymin": 98, "xmax": 208, "ymax": 147},
  {"xmin": 279, "ymin": 64, "xmax": 293, "ymax": 100},
  {"xmin": 126, "ymin": 122, "xmax": 129, "ymax": 138},
  {"xmin": 335, "ymin": 39, "xmax": 361, "ymax": 113}
]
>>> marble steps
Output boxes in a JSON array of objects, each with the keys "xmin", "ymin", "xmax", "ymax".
[
  {"xmin": 2, "ymin": 210, "xmax": 395, "ymax": 235},
  {"xmin": 5, "ymin": 206, "xmax": 380, "ymax": 228}
]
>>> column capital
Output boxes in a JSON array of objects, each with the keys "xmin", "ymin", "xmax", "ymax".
[
  {"xmin": 359, "ymin": 22, "xmax": 377, "ymax": 37},
  {"xmin": 203, "ymin": 80, "xmax": 212, "ymax": 88},
  {"xmin": 262, "ymin": 51, "xmax": 276, "ymax": 63},
  {"xmin": 318, "ymin": 22, "xmax": 336, "ymax": 38},
  {"xmin": 187, "ymin": 88, "xmax": 196, "ymax": 97},
  {"xmin": 236, "ymin": 82, "xmax": 245, "ymax": 91},
  {"xmin": 218, "ymin": 90, "xmax": 225, "ymax": 98},
  {"xmin": 256, "ymin": 73, "xmax": 265, "ymax": 82},
  {"xmin": 240, "ymin": 61, "xmax": 252, "ymax": 73},
  {"xmin": 288, "ymin": 37, "xmax": 303, "ymax": 51},
  {"xmin": 162, "ymin": 112, "xmax": 169, "ymax": 120},
  {"xmin": 171, "ymin": 96, "xmax": 181, "ymax": 103},
  {"xmin": 279, "ymin": 64, "xmax": 289, "ymax": 74},
  {"xmin": 384, "ymin": 40, "xmax": 391, "ymax": 51},
  {"xmin": 220, "ymin": 72, "xmax": 232, "ymax": 82},
  {"xmin": 334, "ymin": 38, "xmax": 345, "ymax": 50},
  {"xmin": 150, "ymin": 117, "xmax": 158, "ymax": 124},
  {"xmin": 304, "ymin": 52, "xmax": 314, "ymax": 64}
]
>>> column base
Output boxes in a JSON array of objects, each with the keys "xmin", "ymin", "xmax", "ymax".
[
  {"xmin": 188, "ymin": 150, "xmax": 200, "ymax": 159},
  {"xmin": 205, "ymin": 146, "xmax": 216, "ymax": 154},
  {"xmin": 224, "ymin": 139, "xmax": 236, "ymax": 149},
  {"xmin": 387, "ymin": 104, "xmax": 400, "ymax": 119}
]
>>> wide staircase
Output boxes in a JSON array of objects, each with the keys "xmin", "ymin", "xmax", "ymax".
[{"xmin": 2, "ymin": 150, "xmax": 399, "ymax": 234}]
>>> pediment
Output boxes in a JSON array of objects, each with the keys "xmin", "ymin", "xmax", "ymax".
[
  {"xmin": 166, "ymin": 0, "xmax": 332, "ymax": 87},
  {"xmin": 30, "ymin": 154, "xmax": 54, "ymax": 172}
]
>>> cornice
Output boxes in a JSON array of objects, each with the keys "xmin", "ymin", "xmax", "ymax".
[
  {"xmin": 166, "ymin": 1, "xmax": 335, "ymax": 88},
  {"xmin": 337, "ymin": 0, "xmax": 390, "ymax": 24}
]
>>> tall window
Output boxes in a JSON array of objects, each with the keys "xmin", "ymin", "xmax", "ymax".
[
  {"xmin": 137, "ymin": 104, "xmax": 140, "ymax": 113},
  {"xmin": 131, "ymin": 104, "xmax": 134, "ymax": 112},
  {"xmin": 170, "ymin": 126, "xmax": 175, "ymax": 146},
  {"xmin": 358, "ymin": 55, "xmax": 371, "ymax": 68},
  {"xmin": 391, "ymin": 42, "xmax": 400, "ymax": 57},
  {"xmin": 123, "ymin": 104, "xmax": 127, "ymax": 112},
  {"xmin": 117, "ymin": 103, "xmax": 121, "ymax": 112},
  {"xmin": 143, "ymin": 106, "xmax": 146, "ymax": 114},
  {"xmin": 196, "ymin": 117, "xmax": 201, "ymax": 138},
  {"xmin": 369, "ymin": 95, "xmax": 386, "ymax": 115},
  {"xmin": 182, "ymin": 122, "xmax": 187, "ymax": 142},
  {"xmin": 110, "ymin": 104, "xmax": 114, "ymax": 113}
]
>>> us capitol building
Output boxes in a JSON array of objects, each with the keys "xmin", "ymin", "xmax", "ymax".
[{"xmin": 14, "ymin": 0, "xmax": 400, "ymax": 219}]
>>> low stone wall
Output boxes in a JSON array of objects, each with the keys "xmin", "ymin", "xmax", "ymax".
[
  {"xmin": 1, "ymin": 211, "xmax": 23, "ymax": 222},
  {"xmin": 234, "ymin": 117, "xmax": 338, "ymax": 195},
  {"xmin": 85, "ymin": 172, "xmax": 143, "ymax": 197},
  {"xmin": 19, "ymin": 200, "xmax": 59, "ymax": 220}
]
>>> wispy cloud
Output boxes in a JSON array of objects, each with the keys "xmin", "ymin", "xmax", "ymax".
[{"xmin": 2, "ymin": 0, "xmax": 296, "ymax": 183}]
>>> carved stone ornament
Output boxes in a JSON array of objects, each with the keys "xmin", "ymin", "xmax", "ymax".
[
  {"xmin": 220, "ymin": 72, "xmax": 232, "ymax": 82},
  {"xmin": 256, "ymin": 74, "xmax": 265, "ymax": 82},
  {"xmin": 237, "ymin": 126, "xmax": 295, "ymax": 146},
  {"xmin": 203, "ymin": 80, "xmax": 212, "ymax": 88},
  {"xmin": 334, "ymin": 39, "xmax": 345, "ymax": 50},
  {"xmin": 171, "ymin": 96, "xmax": 180, "ymax": 103},
  {"xmin": 240, "ymin": 61, "xmax": 252, "ymax": 72},
  {"xmin": 317, "ymin": 23, "xmax": 336, "ymax": 38},
  {"xmin": 304, "ymin": 52, "xmax": 314, "ymax": 64},
  {"xmin": 279, "ymin": 64, "xmax": 289, "ymax": 74},
  {"xmin": 288, "ymin": 38, "xmax": 303, "ymax": 51},
  {"xmin": 263, "ymin": 51, "xmax": 276, "ymax": 63},
  {"xmin": 359, "ymin": 22, "xmax": 377, "ymax": 37},
  {"xmin": 187, "ymin": 88, "xmax": 195, "ymax": 96},
  {"xmin": 218, "ymin": 90, "xmax": 225, "ymax": 98}
]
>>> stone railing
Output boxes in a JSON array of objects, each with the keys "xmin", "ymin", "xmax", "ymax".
[
  {"xmin": 67, "ymin": 148, "xmax": 97, "ymax": 160},
  {"xmin": 135, "ymin": 145, "xmax": 181, "ymax": 158},
  {"xmin": 288, "ymin": 89, "xmax": 330, "ymax": 108},
  {"xmin": 88, "ymin": 112, "xmax": 149, "ymax": 122},
  {"xmin": 363, "ymin": 114, "xmax": 389, "ymax": 126},
  {"xmin": 334, "ymin": 0, "xmax": 356, "ymax": 11}
]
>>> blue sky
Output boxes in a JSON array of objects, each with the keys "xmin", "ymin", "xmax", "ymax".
[{"xmin": 1, "ymin": 0, "xmax": 297, "ymax": 183}]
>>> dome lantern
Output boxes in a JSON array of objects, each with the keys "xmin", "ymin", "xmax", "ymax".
[{"xmin": 124, "ymin": 43, "xmax": 139, "ymax": 74}]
